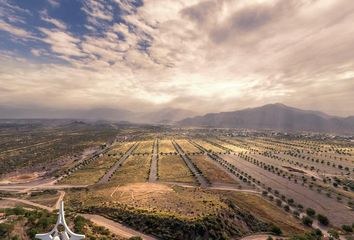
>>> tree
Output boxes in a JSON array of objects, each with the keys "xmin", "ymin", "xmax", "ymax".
[
  {"xmin": 302, "ymin": 216, "xmax": 313, "ymax": 226},
  {"xmin": 270, "ymin": 225, "xmax": 282, "ymax": 236},
  {"xmin": 317, "ymin": 214, "xmax": 329, "ymax": 226},
  {"xmin": 306, "ymin": 208, "xmax": 316, "ymax": 217}
]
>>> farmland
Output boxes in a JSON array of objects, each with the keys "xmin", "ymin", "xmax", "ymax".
[{"xmin": 1, "ymin": 125, "xmax": 353, "ymax": 239}]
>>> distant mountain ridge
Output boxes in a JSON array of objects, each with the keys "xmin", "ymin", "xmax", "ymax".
[
  {"xmin": 0, "ymin": 106, "xmax": 196, "ymax": 125},
  {"xmin": 177, "ymin": 103, "xmax": 354, "ymax": 133}
]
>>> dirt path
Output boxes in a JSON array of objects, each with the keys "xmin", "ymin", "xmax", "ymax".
[
  {"xmin": 149, "ymin": 139, "xmax": 158, "ymax": 182},
  {"xmin": 97, "ymin": 142, "xmax": 139, "ymax": 184},
  {"xmin": 80, "ymin": 214, "xmax": 157, "ymax": 240},
  {"xmin": 55, "ymin": 190, "xmax": 65, "ymax": 209},
  {"xmin": 3, "ymin": 197, "xmax": 54, "ymax": 212},
  {"xmin": 172, "ymin": 140, "xmax": 210, "ymax": 188}
]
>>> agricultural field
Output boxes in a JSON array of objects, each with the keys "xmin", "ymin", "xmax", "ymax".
[
  {"xmin": 192, "ymin": 139, "xmax": 226, "ymax": 153},
  {"xmin": 158, "ymin": 155, "xmax": 195, "ymax": 183},
  {"xmin": 133, "ymin": 140, "xmax": 154, "ymax": 154},
  {"xmin": 189, "ymin": 155, "xmax": 239, "ymax": 185},
  {"xmin": 107, "ymin": 141, "xmax": 135, "ymax": 155},
  {"xmin": 222, "ymin": 154, "xmax": 354, "ymax": 226},
  {"xmin": 158, "ymin": 139, "xmax": 177, "ymax": 154},
  {"xmin": 58, "ymin": 154, "xmax": 118, "ymax": 185},
  {"xmin": 110, "ymin": 155, "xmax": 150, "ymax": 183},
  {"xmin": 175, "ymin": 139, "xmax": 201, "ymax": 153}
]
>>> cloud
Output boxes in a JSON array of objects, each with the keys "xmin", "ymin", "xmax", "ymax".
[
  {"xmin": 48, "ymin": 0, "xmax": 60, "ymax": 8},
  {"xmin": 41, "ymin": 14, "xmax": 67, "ymax": 30},
  {"xmin": 0, "ymin": 20, "xmax": 33, "ymax": 38},
  {"xmin": 1, "ymin": 0, "xmax": 354, "ymax": 117}
]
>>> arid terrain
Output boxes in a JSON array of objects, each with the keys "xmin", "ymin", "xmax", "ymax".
[{"xmin": 0, "ymin": 122, "xmax": 353, "ymax": 239}]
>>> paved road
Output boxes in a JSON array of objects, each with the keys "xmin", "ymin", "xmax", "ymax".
[
  {"xmin": 149, "ymin": 139, "xmax": 158, "ymax": 182},
  {"xmin": 97, "ymin": 142, "xmax": 139, "ymax": 184},
  {"xmin": 81, "ymin": 214, "xmax": 157, "ymax": 240},
  {"xmin": 172, "ymin": 140, "xmax": 210, "ymax": 188}
]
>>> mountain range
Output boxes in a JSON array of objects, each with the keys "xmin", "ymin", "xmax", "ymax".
[
  {"xmin": 1, "ymin": 104, "xmax": 354, "ymax": 133},
  {"xmin": 177, "ymin": 103, "xmax": 354, "ymax": 134}
]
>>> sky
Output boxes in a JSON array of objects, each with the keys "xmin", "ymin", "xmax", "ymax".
[{"xmin": 0, "ymin": 0, "xmax": 354, "ymax": 118}]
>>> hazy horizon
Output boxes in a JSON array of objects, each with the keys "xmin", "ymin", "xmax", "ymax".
[{"xmin": 1, "ymin": 0, "xmax": 354, "ymax": 117}]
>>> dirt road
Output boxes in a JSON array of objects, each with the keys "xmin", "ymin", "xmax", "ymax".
[
  {"xmin": 149, "ymin": 139, "xmax": 158, "ymax": 182},
  {"xmin": 97, "ymin": 142, "xmax": 139, "ymax": 184},
  {"xmin": 81, "ymin": 214, "xmax": 157, "ymax": 240}
]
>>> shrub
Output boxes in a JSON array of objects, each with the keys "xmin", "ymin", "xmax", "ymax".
[
  {"xmin": 293, "ymin": 211, "xmax": 300, "ymax": 218},
  {"xmin": 306, "ymin": 208, "xmax": 315, "ymax": 217},
  {"xmin": 0, "ymin": 223, "xmax": 14, "ymax": 238},
  {"xmin": 302, "ymin": 216, "xmax": 313, "ymax": 226},
  {"xmin": 270, "ymin": 225, "xmax": 282, "ymax": 236},
  {"xmin": 328, "ymin": 229, "xmax": 339, "ymax": 239},
  {"xmin": 283, "ymin": 205, "xmax": 290, "ymax": 212},
  {"xmin": 342, "ymin": 224, "xmax": 353, "ymax": 232},
  {"xmin": 317, "ymin": 214, "xmax": 329, "ymax": 226}
]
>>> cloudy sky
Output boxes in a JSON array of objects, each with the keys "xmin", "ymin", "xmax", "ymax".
[{"xmin": 0, "ymin": 0, "xmax": 354, "ymax": 118}]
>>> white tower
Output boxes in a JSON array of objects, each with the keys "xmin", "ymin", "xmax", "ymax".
[{"xmin": 35, "ymin": 201, "xmax": 85, "ymax": 240}]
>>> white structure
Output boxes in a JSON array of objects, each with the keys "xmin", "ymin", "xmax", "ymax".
[{"xmin": 35, "ymin": 201, "xmax": 85, "ymax": 240}]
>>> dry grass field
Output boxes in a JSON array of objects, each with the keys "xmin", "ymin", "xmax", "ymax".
[
  {"xmin": 158, "ymin": 139, "xmax": 177, "ymax": 153},
  {"xmin": 175, "ymin": 139, "xmax": 200, "ymax": 153},
  {"xmin": 193, "ymin": 139, "xmax": 226, "ymax": 153},
  {"xmin": 133, "ymin": 140, "xmax": 153, "ymax": 154},
  {"xmin": 58, "ymin": 155, "xmax": 118, "ymax": 185},
  {"xmin": 227, "ymin": 192, "xmax": 308, "ymax": 235},
  {"xmin": 110, "ymin": 155, "xmax": 150, "ymax": 183},
  {"xmin": 158, "ymin": 155, "xmax": 195, "ymax": 183},
  {"xmin": 190, "ymin": 155, "xmax": 238, "ymax": 185},
  {"xmin": 108, "ymin": 142, "xmax": 135, "ymax": 155}
]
